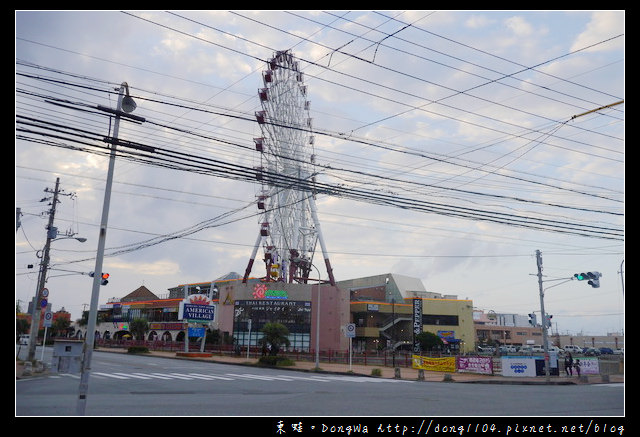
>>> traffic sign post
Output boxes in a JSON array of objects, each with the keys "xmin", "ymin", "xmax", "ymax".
[
  {"xmin": 42, "ymin": 309, "xmax": 53, "ymax": 362},
  {"xmin": 344, "ymin": 323, "xmax": 356, "ymax": 371}
]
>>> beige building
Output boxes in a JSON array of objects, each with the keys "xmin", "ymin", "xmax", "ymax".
[{"xmin": 339, "ymin": 274, "xmax": 476, "ymax": 353}]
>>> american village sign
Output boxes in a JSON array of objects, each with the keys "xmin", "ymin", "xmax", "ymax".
[{"xmin": 179, "ymin": 294, "xmax": 216, "ymax": 322}]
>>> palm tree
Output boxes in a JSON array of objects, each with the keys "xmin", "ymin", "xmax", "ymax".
[
  {"xmin": 130, "ymin": 318, "xmax": 149, "ymax": 341},
  {"xmin": 259, "ymin": 322, "xmax": 290, "ymax": 356}
]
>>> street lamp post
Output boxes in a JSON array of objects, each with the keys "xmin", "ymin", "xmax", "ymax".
[{"xmin": 76, "ymin": 82, "xmax": 144, "ymax": 416}]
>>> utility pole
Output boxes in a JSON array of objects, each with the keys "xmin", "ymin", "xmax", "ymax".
[
  {"xmin": 535, "ymin": 250, "xmax": 550, "ymax": 383},
  {"xmin": 619, "ymin": 260, "xmax": 624, "ymax": 297},
  {"xmin": 27, "ymin": 178, "xmax": 61, "ymax": 362}
]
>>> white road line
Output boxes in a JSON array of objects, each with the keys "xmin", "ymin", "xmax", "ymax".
[
  {"xmin": 132, "ymin": 372, "xmax": 172, "ymax": 380},
  {"xmin": 39, "ymin": 371, "xmax": 414, "ymax": 384},
  {"xmin": 92, "ymin": 372, "xmax": 130, "ymax": 379},
  {"xmin": 225, "ymin": 373, "xmax": 287, "ymax": 381},
  {"xmin": 113, "ymin": 372, "xmax": 153, "ymax": 379},
  {"xmin": 276, "ymin": 375, "xmax": 332, "ymax": 382},
  {"xmin": 150, "ymin": 373, "xmax": 193, "ymax": 380},
  {"xmin": 187, "ymin": 373, "xmax": 235, "ymax": 381}
]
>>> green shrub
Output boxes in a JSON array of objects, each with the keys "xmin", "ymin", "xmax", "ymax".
[
  {"xmin": 371, "ymin": 368, "xmax": 382, "ymax": 377},
  {"xmin": 258, "ymin": 356, "xmax": 294, "ymax": 367},
  {"xmin": 127, "ymin": 346, "xmax": 150, "ymax": 354}
]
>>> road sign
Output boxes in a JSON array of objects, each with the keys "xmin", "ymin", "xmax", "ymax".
[
  {"xmin": 188, "ymin": 327, "xmax": 205, "ymax": 337},
  {"xmin": 345, "ymin": 323, "xmax": 356, "ymax": 338},
  {"xmin": 44, "ymin": 310, "xmax": 53, "ymax": 328}
]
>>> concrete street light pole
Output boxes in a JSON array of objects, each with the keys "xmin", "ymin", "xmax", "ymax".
[{"xmin": 76, "ymin": 83, "xmax": 144, "ymax": 415}]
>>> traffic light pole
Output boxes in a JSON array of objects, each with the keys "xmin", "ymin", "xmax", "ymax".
[{"xmin": 535, "ymin": 250, "xmax": 551, "ymax": 384}]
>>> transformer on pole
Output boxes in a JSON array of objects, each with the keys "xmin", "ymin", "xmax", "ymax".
[{"xmin": 243, "ymin": 50, "xmax": 335, "ymax": 286}]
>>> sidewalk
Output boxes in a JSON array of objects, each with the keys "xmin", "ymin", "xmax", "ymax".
[{"xmin": 16, "ymin": 348, "xmax": 624, "ymax": 385}]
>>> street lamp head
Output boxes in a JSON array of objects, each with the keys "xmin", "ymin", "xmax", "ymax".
[
  {"xmin": 120, "ymin": 82, "xmax": 137, "ymax": 113},
  {"xmin": 122, "ymin": 95, "xmax": 137, "ymax": 113}
]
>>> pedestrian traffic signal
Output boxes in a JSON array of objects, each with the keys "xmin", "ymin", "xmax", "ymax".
[
  {"xmin": 89, "ymin": 271, "xmax": 110, "ymax": 285},
  {"xmin": 545, "ymin": 314, "xmax": 553, "ymax": 328},
  {"xmin": 574, "ymin": 271, "xmax": 601, "ymax": 288}
]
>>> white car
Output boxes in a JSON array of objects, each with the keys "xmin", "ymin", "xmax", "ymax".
[
  {"xmin": 563, "ymin": 345, "xmax": 582, "ymax": 354},
  {"xmin": 531, "ymin": 345, "xmax": 544, "ymax": 353},
  {"xmin": 613, "ymin": 348, "xmax": 624, "ymax": 355}
]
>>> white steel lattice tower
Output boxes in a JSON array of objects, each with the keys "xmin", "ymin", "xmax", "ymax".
[{"xmin": 243, "ymin": 50, "xmax": 335, "ymax": 285}]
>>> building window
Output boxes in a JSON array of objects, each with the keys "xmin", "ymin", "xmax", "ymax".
[
  {"xmin": 233, "ymin": 300, "xmax": 312, "ymax": 352},
  {"xmin": 423, "ymin": 314, "xmax": 459, "ymax": 326}
]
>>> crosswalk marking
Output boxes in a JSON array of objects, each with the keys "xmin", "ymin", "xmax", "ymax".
[
  {"xmin": 187, "ymin": 373, "xmax": 234, "ymax": 380},
  {"xmin": 93, "ymin": 372, "xmax": 130, "ymax": 379},
  {"xmin": 114, "ymin": 372, "xmax": 152, "ymax": 379},
  {"xmin": 37, "ymin": 371, "xmax": 414, "ymax": 384},
  {"xmin": 225, "ymin": 373, "xmax": 295, "ymax": 381},
  {"xmin": 152, "ymin": 372, "xmax": 193, "ymax": 380},
  {"xmin": 276, "ymin": 374, "xmax": 332, "ymax": 382},
  {"xmin": 133, "ymin": 372, "xmax": 172, "ymax": 380}
]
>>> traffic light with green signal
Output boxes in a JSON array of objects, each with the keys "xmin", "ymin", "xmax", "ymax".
[{"xmin": 574, "ymin": 271, "xmax": 601, "ymax": 288}]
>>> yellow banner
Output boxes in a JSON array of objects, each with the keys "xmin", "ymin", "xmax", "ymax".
[{"xmin": 412, "ymin": 355, "xmax": 456, "ymax": 373}]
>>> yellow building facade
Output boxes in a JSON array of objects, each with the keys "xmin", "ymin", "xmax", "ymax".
[{"xmin": 340, "ymin": 273, "xmax": 475, "ymax": 354}]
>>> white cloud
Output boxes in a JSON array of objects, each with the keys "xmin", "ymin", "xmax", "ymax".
[
  {"xmin": 505, "ymin": 16, "xmax": 535, "ymax": 37},
  {"xmin": 465, "ymin": 15, "xmax": 494, "ymax": 29},
  {"xmin": 571, "ymin": 11, "xmax": 625, "ymax": 52}
]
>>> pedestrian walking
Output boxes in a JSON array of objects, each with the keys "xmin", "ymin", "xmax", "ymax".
[
  {"xmin": 574, "ymin": 359, "xmax": 581, "ymax": 377},
  {"xmin": 564, "ymin": 353, "xmax": 573, "ymax": 376}
]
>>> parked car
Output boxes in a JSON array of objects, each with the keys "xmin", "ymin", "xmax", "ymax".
[
  {"xmin": 613, "ymin": 348, "xmax": 624, "ymax": 355},
  {"xmin": 598, "ymin": 347, "xmax": 614, "ymax": 355},
  {"xmin": 531, "ymin": 345, "xmax": 544, "ymax": 353},
  {"xmin": 18, "ymin": 334, "xmax": 30, "ymax": 345},
  {"xmin": 499, "ymin": 345, "xmax": 518, "ymax": 354},
  {"xmin": 477, "ymin": 346, "xmax": 495, "ymax": 353},
  {"xmin": 563, "ymin": 345, "xmax": 582, "ymax": 354},
  {"xmin": 583, "ymin": 347, "xmax": 601, "ymax": 356},
  {"xmin": 519, "ymin": 345, "xmax": 533, "ymax": 354},
  {"xmin": 548, "ymin": 346, "xmax": 564, "ymax": 354}
]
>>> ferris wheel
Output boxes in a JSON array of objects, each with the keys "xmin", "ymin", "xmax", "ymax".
[{"xmin": 243, "ymin": 50, "xmax": 335, "ymax": 286}]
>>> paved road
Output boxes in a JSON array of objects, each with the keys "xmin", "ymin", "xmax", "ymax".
[{"xmin": 16, "ymin": 350, "xmax": 624, "ymax": 417}]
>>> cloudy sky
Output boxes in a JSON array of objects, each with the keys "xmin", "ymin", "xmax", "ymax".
[{"xmin": 15, "ymin": 11, "xmax": 624, "ymax": 336}]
